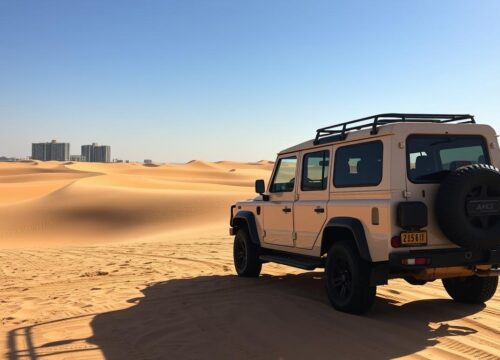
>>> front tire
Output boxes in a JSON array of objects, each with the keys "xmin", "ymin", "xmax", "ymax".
[
  {"xmin": 233, "ymin": 228, "xmax": 261, "ymax": 277},
  {"xmin": 442, "ymin": 275, "xmax": 498, "ymax": 304},
  {"xmin": 325, "ymin": 241, "xmax": 376, "ymax": 314}
]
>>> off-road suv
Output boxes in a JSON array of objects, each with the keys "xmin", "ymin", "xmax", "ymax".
[{"xmin": 229, "ymin": 113, "xmax": 500, "ymax": 314}]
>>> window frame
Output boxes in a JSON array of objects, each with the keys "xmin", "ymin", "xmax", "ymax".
[
  {"xmin": 406, "ymin": 134, "xmax": 491, "ymax": 184},
  {"xmin": 301, "ymin": 150, "xmax": 330, "ymax": 192},
  {"xmin": 333, "ymin": 140, "xmax": 384, "ymax": 188},
  {"xmin": 269, "ymin": 155, "xmax": 298, "ymax": 193}
]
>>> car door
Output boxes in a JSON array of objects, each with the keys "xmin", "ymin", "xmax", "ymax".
[
  {"xmin": 404, "ymin": 134, "xmax": 493, "ymax": 247},
  {"xmin": 294, "ymin": 149, "xmax": 330, "ymax": 249},
  {"xmin": 262, "ymin": 155, "xmax": 298, "ymax": 247}
]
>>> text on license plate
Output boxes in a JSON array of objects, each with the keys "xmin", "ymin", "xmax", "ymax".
[{"xmin": 401, "ymin": 231, "xmax": 427, "ymax": 246}]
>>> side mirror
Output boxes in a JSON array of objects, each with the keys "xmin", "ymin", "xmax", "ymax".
[
  {"xmin": 255, "ymin": 180, "xmax": 269, "ymax": 201},
  {"xmin": 255, "ymin": 179, "xmax": 265, "ymax": 194}
]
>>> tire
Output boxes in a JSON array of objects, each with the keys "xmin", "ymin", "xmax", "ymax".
[
  {"xmin": 325, "ymin": 241, "xmax": 376, "ymax": 314},
  {"xmin": 233, "ymin": 227, "xmax": 261, "ymax": 277},
  {"xmin": 435, "ymin": 164, "xmax": 500, "ymax": 250},
  {"xmin": 442, "ymin": 276, "xmax": 498, "ymax": 304}
]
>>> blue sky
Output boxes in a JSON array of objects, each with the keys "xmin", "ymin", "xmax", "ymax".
[{"xmin": 1, "ymin": 1, "xmax": 499, "ymax": 162}]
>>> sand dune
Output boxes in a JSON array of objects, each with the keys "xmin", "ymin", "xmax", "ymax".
[
  {"xmin": 0, "ymin": 161, "xmax": 498, "ymax": 360},
  {"xmin": 0, "ymin": 161, "xmax": 271, "ymax": 248},
  {"xmin": 0, "ymin": 161, "xmax": 100, "ymax": 205}
]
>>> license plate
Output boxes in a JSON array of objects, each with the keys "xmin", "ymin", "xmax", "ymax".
[{"xmin": 401, "ymin": 231, "xmax": 427, "ymax": 246}]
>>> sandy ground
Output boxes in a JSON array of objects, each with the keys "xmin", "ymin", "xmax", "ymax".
[{"xmin": 0, "ymin": 161, "xmax": 499, "ymax": 360}]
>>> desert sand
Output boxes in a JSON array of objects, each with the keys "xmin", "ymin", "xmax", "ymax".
[{"xmin": 0, "ymin": 160, "xmax": 499, "ymax": 360}]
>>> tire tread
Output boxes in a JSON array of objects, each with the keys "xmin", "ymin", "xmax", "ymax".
[
  {"xmin": 325, "ymin": 241, "xmax": 376, "ymax": 314},
  {"xmin": 442, "ymin": 275, "xmax": 498, "ymax": 304},
  {"xmin": 233, "ymin": 228, "xmax": 261, "ymax": 277}
]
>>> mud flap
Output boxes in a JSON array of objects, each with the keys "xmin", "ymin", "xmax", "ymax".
[{"xmin": 370, "ymin": 262, "xmax": 388, "ymax": 286}]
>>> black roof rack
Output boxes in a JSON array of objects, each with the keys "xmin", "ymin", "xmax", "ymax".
[{"xmin": 313, "ymin": 113, "xmax": 475, "ymax": 145}]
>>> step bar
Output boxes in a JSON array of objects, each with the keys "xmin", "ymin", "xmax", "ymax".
[{"xmin": 259, "ymin": 254, "xmax": 324, "ymax": 270}]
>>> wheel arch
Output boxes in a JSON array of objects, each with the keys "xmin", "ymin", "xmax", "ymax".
[
  {"xmin": 231, "ymin": 211, "xmax": 260, "ymax": 245},
  {"xmin": 320, "ymin": 217, "xmax": 372, "ymax": 262}
]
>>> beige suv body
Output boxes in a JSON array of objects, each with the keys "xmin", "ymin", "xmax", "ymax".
[{"xmin": 230, "ymin": 114, "xmax": 500, "ymax": 313}]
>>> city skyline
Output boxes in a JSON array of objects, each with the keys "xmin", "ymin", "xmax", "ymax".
[
  {"xmin": 30, "ymin": 139, "xmax": 112, "ymax": 162},
  {"xmin": 1, "ymin": 1, "xmax": 500, "ymax": 162}
]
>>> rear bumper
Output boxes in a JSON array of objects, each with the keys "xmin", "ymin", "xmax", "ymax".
[{"xmin": 389, "ymin": 247, "xmax": 500, "ymax": 271}]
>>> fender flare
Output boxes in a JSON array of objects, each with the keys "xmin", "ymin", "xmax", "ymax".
[
  {"xmin": 321, "ymin": 217, "xmax": 372, "ymax": 262},
  {"xmin": 231, "ymin": 211, "xmax": 260, "ymax": 245}
]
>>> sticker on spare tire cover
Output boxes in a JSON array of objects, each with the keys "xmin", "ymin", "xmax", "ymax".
[{"xmin": 466, "ymin": 200, "xmax": 500, "ymax": 216}]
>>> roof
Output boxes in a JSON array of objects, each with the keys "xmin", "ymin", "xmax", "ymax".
[{"xmin": 278, "ymin": 121, "xmax": 496, "ymax": 155}]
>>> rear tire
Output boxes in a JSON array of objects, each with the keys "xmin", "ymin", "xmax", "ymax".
[
  {"xmin": 442, "ymin": 275, "xmax": 498, "ymax": 304},
  {"xmin": 325, "ymin": 241, "xmax": 376, "ymax": 314},
  {"xmin": 233, "ymin": 228, "xmax": 261, "ymax": 277}
]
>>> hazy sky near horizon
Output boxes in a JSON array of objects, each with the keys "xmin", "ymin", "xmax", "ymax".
[{"xmin": 1, "ymin": 1, "xmax": 500, "ymax": 162}]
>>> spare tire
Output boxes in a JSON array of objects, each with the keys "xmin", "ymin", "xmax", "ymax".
[{"xmin": 435, "ymin": 164, "xmax": 500, "ymax": 250}]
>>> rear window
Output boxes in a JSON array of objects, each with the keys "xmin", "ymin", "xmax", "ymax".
[{"xmin": 407, "ymin": 135, "xmax": 490, "ymax": 183}]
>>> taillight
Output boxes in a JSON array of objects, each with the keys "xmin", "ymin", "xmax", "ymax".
[{"xmin": 391, "ymin": 236, "xmax": 401, "ymax": 248}]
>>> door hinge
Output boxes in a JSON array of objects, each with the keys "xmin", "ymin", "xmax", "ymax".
[
  {"xmin": 295, "ymin": 193, "xmax": 300, "ymax": 201},
  {"xmin": 263, "ymin": 230, "xmax": 266, "ymax": 237},
  {"xmin": 402, "ymin": 190, "xmax": 412, "ymax": 198},
  {"xmin": 292, "ymin": 232, "xmax": 297, "ymax": 241}
]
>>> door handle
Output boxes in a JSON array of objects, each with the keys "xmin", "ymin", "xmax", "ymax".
[
  {"xmin": 282, "ymin": 207, "xmax": 292, "ymax": 213},
  {"xmin": 314, "ymin": 207, "xmax": 325, "ymax": 213}
]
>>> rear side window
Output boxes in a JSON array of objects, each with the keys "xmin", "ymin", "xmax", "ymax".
[
  {"xmin": 407, "ymin": 135, "xmax": 490, "ymax": 183},
  {"xmin": 270, "ymin": 156, "xmax": 297, "ymax": 192},
  {"xmin": 301, "ymin": 150, "xmax": 330, "ymax": 191},
  {"xmin": 333, "ymin": 141, "xmax": 383, "ymax": 187}
]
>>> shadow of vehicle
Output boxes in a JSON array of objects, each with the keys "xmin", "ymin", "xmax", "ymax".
[{"xmin": 81, "ymin": 273, "xmax": 483, "ymax": 359}]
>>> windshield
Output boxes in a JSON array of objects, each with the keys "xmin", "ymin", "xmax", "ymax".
[{"xmin": 407, "ymin": 135, "xmax": 490, "ymax": 183}]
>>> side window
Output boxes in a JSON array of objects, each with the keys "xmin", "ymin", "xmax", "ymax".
[
  {"xmin": 270, "ymin": 156, "xmax": 297, "ymax": 193},
  {"xmin": 301, "ymin": 150, "xmax": 330, "ymax": 191},
  {"xmin": 334, "ymin": 141, "xmax": 383, "ymax": 187}
]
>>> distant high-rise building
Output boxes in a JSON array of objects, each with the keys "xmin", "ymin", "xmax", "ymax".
[
  {"xmin": 81, "ymin": 143, "xmax": 111, "ymax": 163},
  {"xmin": 32, "ymin": 140, "xmax": 70, "ymax": 161},
  {"xmin": 95, "ymin": 145, "xmax": 111, "ymax": 163},
  {"xmin": 81, "ymin": 144, "xmax": 93, "ymax": 162}
]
